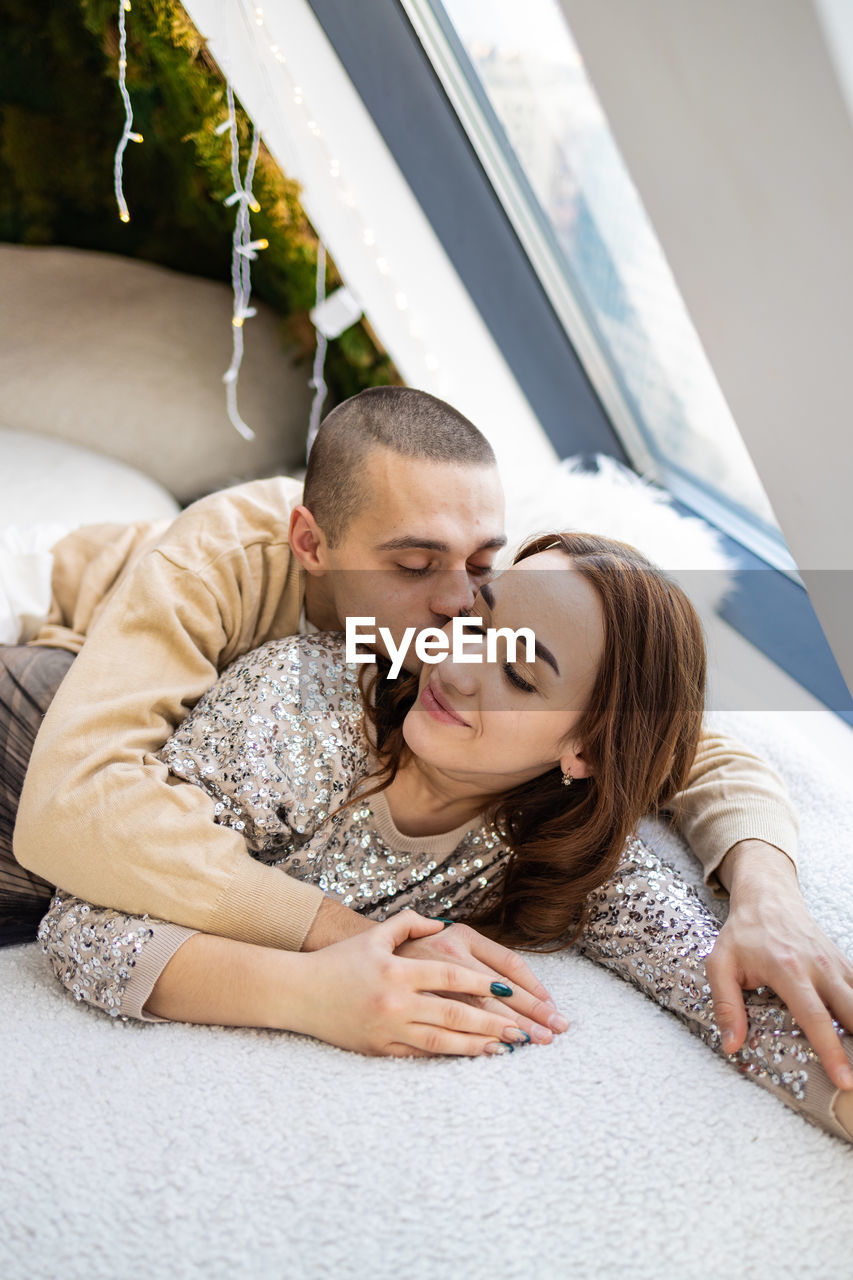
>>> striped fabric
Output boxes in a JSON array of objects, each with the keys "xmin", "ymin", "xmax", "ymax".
[{"xmin": 0, "ymin": 645, "xmax": 75, "ymax": 945}]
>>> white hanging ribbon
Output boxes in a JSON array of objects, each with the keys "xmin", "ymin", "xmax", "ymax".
[{"xmin": 221, "ymin": 82, "xmax": 264, "ymax": 441}]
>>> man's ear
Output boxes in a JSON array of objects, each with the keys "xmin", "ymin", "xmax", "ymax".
[
  {"xmin": 289, "ymin": 505, "xmax": 330, "ymax": 574},
  {"xmin": 559, "ymin": 745, "xmax": 593, "ymax": 781}
]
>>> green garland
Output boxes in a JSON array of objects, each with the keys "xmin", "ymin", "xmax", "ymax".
[{"xmin": 0, "ymin": 0, "xmax": 398, "ymax": 400}]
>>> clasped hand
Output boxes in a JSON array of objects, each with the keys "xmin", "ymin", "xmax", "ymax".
[{"xmin": 298, "ymin": 911, "xmax": 568, "ymax": 1057}]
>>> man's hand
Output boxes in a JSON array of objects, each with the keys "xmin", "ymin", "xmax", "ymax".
[
  {"xmin": 708, "ymin": 839, "xmax": 853, "ymax": 1090},
  {"xmin": 395, "ymin": 921, "xmax": 570, "ymax": 1045}
]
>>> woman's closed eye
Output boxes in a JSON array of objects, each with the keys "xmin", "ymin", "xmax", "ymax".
[
  {"xmin": 502, "ymin": 662, "xmax": 536, "ymax": 694},
  {"xmin": 396, "ymin": 562, "xmax": 493, "ymax": 580}
]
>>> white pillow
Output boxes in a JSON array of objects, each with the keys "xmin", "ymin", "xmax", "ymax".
[
  {"xmin": 0, "ymin": 427, "xmax": 180, "ymax": 528},
  {"xmin": 0, "ymin": 428, "xmax": 181, "ymax": 643}
]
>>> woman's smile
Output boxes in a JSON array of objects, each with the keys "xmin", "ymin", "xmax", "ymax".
[{"xmin": 420, "ymin": 675, "xmax": 471, "ymax": 727}]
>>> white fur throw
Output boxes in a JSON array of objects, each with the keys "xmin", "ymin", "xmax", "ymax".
[
  {"xmin": 504, "ymin": 454, "xmax": 735, "ymax": 615},
  {"xmin": 2, "ymin": 708, "xmax": 852, "ymax": 1280}
]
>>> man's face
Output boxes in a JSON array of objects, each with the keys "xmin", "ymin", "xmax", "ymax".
[{"xmin": 321, "ymin": 448, "xmax": 506, "ymax": 668}]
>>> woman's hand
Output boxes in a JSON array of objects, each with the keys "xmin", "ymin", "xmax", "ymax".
[
  {"xmin": 148, "ymin": 909, "xmax": 562, "ymax": 1056},
  {"xmin": 287, "ymin": 911, "xmax": 542, "ymax": 1057},
  {"xmin": 395, "ymin": 921, "xmax": 570, "ymax": 1045}
]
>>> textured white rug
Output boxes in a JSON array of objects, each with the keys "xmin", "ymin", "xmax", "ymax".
[{"xmin": 2, "ymin": 708, "xmax": 852, "ymax": 1280}]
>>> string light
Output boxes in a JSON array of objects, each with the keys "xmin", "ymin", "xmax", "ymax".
[
  {"xmin": 221, "ymin": 81, "xmax": 267, "ymax": 440},
  {"xmin": 103, "ymin": 0, "xmax": 444, "ymax": 450},
  {"xmin": 306, "ymin": 242, "xmax": 328, "ymax": 457},
  {"xmin": 113, "ymin": 0, "xmax": 143, "ymax": 223},
  {"xmin": 237, "ymin": 238, "xmax": 269, "ymax": 259},
  {"xmin": 237, "ymin": 0, "xmax": 442, "ymax": 388}
]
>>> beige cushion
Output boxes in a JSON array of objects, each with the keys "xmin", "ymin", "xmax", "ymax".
[{"xmin": 0, "ymin": 244, "xmax": 313, "ymax": 503}]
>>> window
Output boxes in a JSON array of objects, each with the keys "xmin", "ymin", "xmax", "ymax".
[{"xmin": 404, "ymin": 0, "xmax": 794, "ymax": 569}]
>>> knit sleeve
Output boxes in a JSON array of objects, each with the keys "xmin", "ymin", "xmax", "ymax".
[
  {"xmin": 665, "ymin": 727, "xmax": 799, "ymax": 897},
  {"xmin": 14, "ymin": 480, "xmax": 322, "ymax": 951}
]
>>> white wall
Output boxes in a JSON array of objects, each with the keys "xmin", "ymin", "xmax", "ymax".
[{"xmin": 559, "ymin": 0, "xmax": 853, "ymax": 693}]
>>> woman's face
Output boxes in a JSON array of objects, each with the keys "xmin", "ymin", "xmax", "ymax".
[{"xmin": 402, "ymin": 549, "xmax": 605, "ymax": 789}]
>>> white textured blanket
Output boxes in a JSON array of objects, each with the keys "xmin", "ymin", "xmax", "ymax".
[{"xmin": 2, "ymin": 709, "xmax": 852, "ymax": 1280}]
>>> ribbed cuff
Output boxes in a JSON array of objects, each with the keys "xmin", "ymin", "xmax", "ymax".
[
  {"xmin": 830, "ymin": 1088, "xmax": 853, "ymax": 1141},
  {"xmin": 801, "ymin": 1069, "xmax": 853, "ymax": 1144},
  {"xmin": 123, "ymin": 923, "xmax": 198, "ymax": 1022},
  {"xmin": 700, "ymin": 806, "xmax": 799, "ymax": 899},
  {"xmin": 206, "ymin": 858, "xmax": 326, "ymax": 952}
]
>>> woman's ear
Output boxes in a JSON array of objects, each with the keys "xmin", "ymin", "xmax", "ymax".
[
  {"xmin": 559, "ymin": 746, "xmax": 593, "ymax": 781},
  {"xmin": 289, "ymin": 505, "xmax": 329, "ymax": 574}
]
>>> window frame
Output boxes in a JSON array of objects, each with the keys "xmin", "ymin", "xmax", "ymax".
[{"xmin": 304, "ymin": 0, "xmax": 852, "ymax": 722}]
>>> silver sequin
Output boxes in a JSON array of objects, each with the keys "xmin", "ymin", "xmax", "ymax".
[
  {"xmin": 38, "ymin": 893, "xmax": 154, "ymax": 1018},
  {"xmin": 157, "ymin": 634, "xmax": 506, "ymax": 922},
  {"xmin": 578, "ymin": 845, "xmax": 850, "ymax": 1139}
]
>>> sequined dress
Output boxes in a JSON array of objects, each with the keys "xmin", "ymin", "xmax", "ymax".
[{"xmin": 38, "ymin": 634, "xmax": 853, "ymax": 1143}]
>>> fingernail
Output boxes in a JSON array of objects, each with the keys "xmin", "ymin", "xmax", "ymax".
[
  {"xmin": 503, "ymin": 1028, "xmax": 531, "ymax": 1045},
  {"xmin": 839, "ymin": 1066, "xmax": 853, "ymax": 1089},
  {"xmin": 484, "ymin": 1042, "xmax": 514, "ymax": 1055},
  {"xmin": 721, "ymin": 1031, "xmax": 736, "ymax": 1054},
  {"xmin": 529, "ymin": 1025, "xmax": 552, "ymax": 1044},
  {"xmin": 490, "ymin": 982, "xmax": 513, "ymax": 998},
  {"xmin": 548, "ymin": 1013, "xmax": 570, "ymax": 1033}
]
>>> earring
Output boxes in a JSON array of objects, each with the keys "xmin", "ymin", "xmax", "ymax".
[{"xmin": 561, "ymin": 769, "xmax": 573, "ymax": 787}]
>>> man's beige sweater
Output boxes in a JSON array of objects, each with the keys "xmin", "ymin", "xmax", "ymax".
[{"xmin": 13, "ymin": 478, "xmax": 799, "ymax": 952}]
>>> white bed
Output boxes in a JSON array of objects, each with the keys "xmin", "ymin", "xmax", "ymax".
[{"xmin": 3, "ymin": 708, "xmax": 852, "ymax": 1280}]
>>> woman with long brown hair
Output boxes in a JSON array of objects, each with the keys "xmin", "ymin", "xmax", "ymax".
[{"xmin": 39, "ymin": 533, "xmax": 853, "ymax": 1142}]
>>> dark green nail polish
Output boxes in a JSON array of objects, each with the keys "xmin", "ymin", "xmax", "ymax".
[
  {"xmin": 432, "ymin": 916, "xmax": 454, "ymax": 928},
  {"xmin": 490, "ymin": 981, "xmax": 513, "ymax": 997}
]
